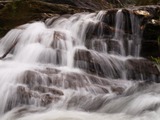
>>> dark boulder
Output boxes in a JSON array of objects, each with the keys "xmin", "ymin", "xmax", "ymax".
[
  {"xmin": 0, "ymin": 0, "xmax": 88, "ymax": 37},
  {"xmin": 74, "ymin": 48, "xmax": 123, "ymax": 78},
  {"xmin": 125, "ymin": 58, "xmax": 160, "ymax": 81},
  {"xmin": 19, "ymin": 70, "xmax": 44, "ymax": 88},
  {"xmin": 41, "ymin": 0, "xmax": 112, "ymax": 11},
  {"xmin": 130, "ymin": 6, "xmax": 160, "ymax": 58},
  {"xmin": 33, "ymin": 86, "xmax": 64, "ymax": 96},
  {"xmin": 88, "ymin": 39, "xmax": 121, "ymax": 54},
  {"xmin": 141, "ymin": 39, "xmax": 160, "ymax": 58},
  {"xmin": 40, "ymin": 93, "xmax": 60, "ymax": 106},
  {"xmin": 102, "ymin": 9, "xmax": 118, "ymax": 27},
  {"xmin": 51, "ymin": 31, "xmax": 67, "ymax": 49},
  {"xmin": 45, "ymin": 15, "xmax": 60, "ymax": 26},
  {"xmin": 143, "ymin": 20, "xmax": 160, "ymax": 40},
  {"xmin": 74, "ymin": 48, "xmax": 160, "ymax": 80},
  {"xmin": 141, "ymin": 20, "xmax": 160, "ymax": 58},
  {"xmin": 85, "ymin": 21, "xmax": 113, "ymax": 43},
  {"xmin": 111, "ymin": 86, "xmax": 125, "ymax": 95},
  {"xmin": 126, "ymin": 58, "xmax": 159, "ymax": 74},
  {"xmin": 107, "ymin": 39, "xmax": 121, "ymax": 54}
]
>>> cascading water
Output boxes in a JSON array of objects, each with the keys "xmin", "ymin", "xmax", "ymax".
[{"xmin": 0, "ymin": 7, "xmax": 160, "ymax": 120}]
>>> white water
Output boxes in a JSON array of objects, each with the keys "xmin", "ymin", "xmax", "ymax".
[{"xmin": 0, "ymin": 9, "xmax": 159, "ymax": 120}]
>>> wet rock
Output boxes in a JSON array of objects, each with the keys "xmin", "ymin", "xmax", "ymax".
[
  {"xmin": 88, "ymin": 38, "xmax": 120, "ymax": 54},
  {"xmin": 37, "ymin": 67, "xmax": 60, "ymax": 75},
  {"xmin": 141, "ymin": 20, "xmax": 160, "ymax": 58},
  {"xmin": 50, "ymin": 72, "xmax": 89, "ymax": 89},
  {"xmin": 92, "ymin": 84, "xmax": 109, "ymax": 94},
  {"xmin": 20, "ymin": 70, "xmax": 43, "ymax": 88},
  {"xmin": 66, "ymin": 95, "xmax": 88, "ymax": 108},
  {"xmin": 125, "ymin": 58, "xmax": 160, "ymax": 81},
  {"xmin": 111, "ymin": 86, "xmax": 124, "ymax": 95},
  {"xmin": 126, "ymin": 59, "xmax": 159, "ymax": 74},
  {"xmin": 20, "ymin": 69, "xmax": 61, "ymax": 87},
  {"xmin": 20, "ymin": 68, "xmax": 91, "ymax": 90},
  {"xmin": 46, "ymin": 13, "xmax": 74, "ymax": 26},
  {"xmin": 81, "ymin": 95, "xmax": 106, "ymax": 111},
  {"xmin": 5, "ymin": 86, "xmax": 31, "ymax": 112},
  {"xmin": 143, "ymin": 21, "xmax": 160, "ymax": 40},
  {"xmin": 38, "ymin": 67, "xmax": 126, "ymax": 95},
  {"xmin": 74, "ymin": 49, "xmax": 92, "ymax": 63},
  {"xmin": 125, "ymin": 81, "xmax": 153, "ymax": 95},
  {"xmin": 141, "ymin": 39, "xmax": 160, "ymax": 58},
  {"xmin": 103, "ymin": 9, "xmax": 118, "ymax": 27},
  {"xmin": 5, "ymin": 84, "xmax": 62, "ymax": 112},
  {"xmin": 91, "ymin": 39, "xmax": 107, "ymax": 52},
  {"xmin": 66, "ymin": 93, "xmax": 112, "ymax": 111},
  {"xmin": 45, "ymin": 15, "xmax": 60, "ymax": 26},
  {"xmin": 136, "ymin": 6, "xmax": 160, "ymax": 58},
  {"xmin": 86, "ymin": 74, "xmax": 110, "ymax": 86},
  {"xmin": 50, "ymin": 31, "xmax": 75, "ymax": 51},
  {"xmin": 107, "ymin": 39, "xmax": 121, "ymax": 54},
  {"xmin": 51, "ymin": 31, "xmax": 67, "ymax": 49},
  {"xmin": 85, "ymin": 22, "xmax": 113, "ymax": 46},
  {"xmin": 74, "ymin": 49, "xmax": 105, "ymax": 77},
  {"xmin": 103, "ymin": 8, "xmax": 132, "ymax": 34},
  {"xmin": 16, "ymin": 86, "xmax": 32, "ymax": 104},
  {"xmin": 54, "ymin": 31, "xmax": 66, "ymax": 41},
  {"xmin": 74, "ymin": 48, "xmax": 159, "ymax": 81},
  {"xmin": 5, "ymin": 66, "xmax": 133, "ymax": 113},
  {"xmin": 40, "ymin": 93, "xmax": 60, "ymax": 106},
  {"xmin": 38, "ymin": 48, "xmax": 67, "ymax": 65},
  {"xmin": 34, "ymin": 86, "xmax": 64, "ymax": 96},
  {"xmin": 74, "ymin": 49, "xmax": 123, "ymax": 78},
  {"xmin": 122, "ymin": 9, "xmax": 133, "ymax": 34}
]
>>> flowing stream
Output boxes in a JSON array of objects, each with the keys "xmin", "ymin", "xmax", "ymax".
[{"xmin": 0, "ymin": 8, "xmax": 159, "ymax": 120}]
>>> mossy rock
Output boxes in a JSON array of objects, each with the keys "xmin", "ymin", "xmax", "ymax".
[
  {"xmin": 0, "ymin": 0, "xmax": 89, "ymax": 37},
  {"xmin": 41, "ymin": 0, "xmax": 116, "ymax": 10}
]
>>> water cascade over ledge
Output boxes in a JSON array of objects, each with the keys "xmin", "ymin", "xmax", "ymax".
[{"xmin": 0, "ymin": 6, "xmax": 160, "ymax": 120}]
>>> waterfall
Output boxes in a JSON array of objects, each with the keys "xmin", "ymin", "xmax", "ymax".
[{"xmin": 0, "ymin": 8, "xmax": 159, "ymax": 120}]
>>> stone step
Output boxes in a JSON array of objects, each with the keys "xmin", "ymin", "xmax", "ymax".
[
  {"xmin": 74, "ymin": 48, "xmax": 160, "ymax": 80},
  {"xmin": 4, "ymin": 67, "xmax": 135, "ymax": 112}
]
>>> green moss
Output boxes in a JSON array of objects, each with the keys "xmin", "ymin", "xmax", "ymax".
[{"xmin": 151, "ymin": 56, "xmax": 160, "ymax": 65}]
